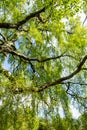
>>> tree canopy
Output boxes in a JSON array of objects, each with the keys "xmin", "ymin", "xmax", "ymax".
[{"xmin": 0, "ymin": 0, "xmax": 87, "ymax": 129}]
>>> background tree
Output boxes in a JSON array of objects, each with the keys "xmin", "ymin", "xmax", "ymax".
[{"xmin": 0, "ymin": 0, "xmax": 87, "ymax": 129}]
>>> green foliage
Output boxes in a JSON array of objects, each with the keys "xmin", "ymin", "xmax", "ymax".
[
  {"xmin": 78, "ymin": 112, "xmax": 87, "ymax": 130},
  {"xmin": 0, "ymin": 0, "xmax": 87, "ymax": 129}
]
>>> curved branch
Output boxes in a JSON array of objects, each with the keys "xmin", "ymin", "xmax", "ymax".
[
  {"xmin": 6, "ymin": 55, "xmax": 87, "ymax": 93},
  {"xmin": 35, "ymin": 55, "xmax": 87, "ymax": 92},
  {"xmin": 0, "ymin": 5, "xmax": 50, "ymax": 29},
  {"xmin": 0, "ymin": 48, "xmax": 77, "ymax": 63},
  {"xmin": 16, "ymin": 7, "xmax": 46, "ymax": 28}
]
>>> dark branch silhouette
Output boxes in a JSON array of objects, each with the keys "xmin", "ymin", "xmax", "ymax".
[
  {"xmin": 35, "ymin": 55, "xmax": 87, "ymax": 92},
  {"xmin": 0, "ymin": 47, "xmax": 77, "ymax": 63},
  {"xmin": 2, "ymin": 51, "xmax": 87, "ymax": 93},
  {"xmin": 0, "ymin": 5, "xmax": 50, "ymax": 29}
]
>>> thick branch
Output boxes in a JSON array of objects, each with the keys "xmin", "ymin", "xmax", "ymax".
[
  {"xmin": 35, "ymin": 55, "xmax": 87, "ymax": 92},
  {"xmin": 0, "ymin": 5, "xmax": 48, "ymax": 29},
  {"xmin": 16, "ymin": 7, "xmax": 46, "ymax": 28},
  {"xmin": 0, "ymin": 23, "xmax": 17, "ymax": 29}
]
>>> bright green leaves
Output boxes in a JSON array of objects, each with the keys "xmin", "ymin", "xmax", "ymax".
[
  {"xmin": 66, "ymin": 22, "xmax": 87, "ymax": 55},
  {"xmin": 0, "ymin": 0, "xmax": 87, "ymax": 129},
  {"xmin": 78, "ymin": 112, "xmax": 87, "ymax": 130},
  {"xmin": 0, "ymin": 0, "xmax": 26, "ymax": 22},
  {"xmin": 30, "ymin": 26, "xmax": 43, "ymax": 44}
]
